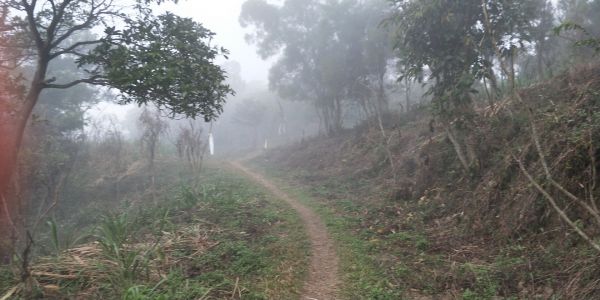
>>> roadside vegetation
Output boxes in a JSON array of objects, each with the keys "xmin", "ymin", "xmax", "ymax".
[
  {"xmin": 254, "ymin": 64, "xmax": 600, "ymax": 299},
  {"xmin": 0, "ymin": 165, "xmax": 309, "ymax": 299},
  {"xmin": 249, "ymin": 161, "xmax": 403, "ymax": 299},
  {"xmin": 1, "ymin": 0, "xmax": 600, "ymax": 299}
]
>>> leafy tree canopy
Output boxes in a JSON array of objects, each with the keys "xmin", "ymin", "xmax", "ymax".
[
  {"xmin": 1, "ymin": 0, "xmax": 233, "ymax": 121},
  {"xmin": 79, "ymin": 13, "xmax": 233, "ymax": 121},
  {"xmin": 241, "ymin": 0, "xmax": 393, "ymax": 133},
  {"xmin": 388, "ymin": 0, "xmax": 543, "ymax": 116}
]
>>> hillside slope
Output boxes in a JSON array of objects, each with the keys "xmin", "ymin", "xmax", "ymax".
[{"xmin": 255, "ymin": 64, "xmax": 600, "ymax": 298}]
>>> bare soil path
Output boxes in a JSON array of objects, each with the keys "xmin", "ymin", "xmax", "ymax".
[{"xmin": 229, "ymin": 161, "xmax": 340, "ymax": 300}]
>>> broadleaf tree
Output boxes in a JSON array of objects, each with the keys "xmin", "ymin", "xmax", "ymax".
[
  {"xmin": 0, "ymin": 0, "xmax": 233, "ymax": 257},
  {"xmin": 241, "ymin": 0, "xmax": 393, "ymax": 135},
  {"xmin": 388, "ymin": 0, "xmax": 542, "ymax": 172}
]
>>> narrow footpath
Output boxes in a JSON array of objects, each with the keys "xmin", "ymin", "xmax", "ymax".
[{"xmin": 229, "ymin": 161, "xmax": 340, "ymax": 300}]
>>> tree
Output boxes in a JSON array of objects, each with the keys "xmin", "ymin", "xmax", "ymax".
[
  {"xmin": 532, "ymin": 0, "xmax": 557, "ymax": 80},
  {"xmin": 554, "ymin": 22, "xmax": 600, "ymax": 55},
  {"xmin": 241, "ymin": 0, "xmax": 393, "ymax": 135},
  {"xmin": 231, "ymin": 98, "xmax": 267, "ymax": 149},
  {"xmin": 79, "ymin": 12, "xmax": 233, "ymax": 119},
  {"xmin": 389, "ymin": 0, "xmax": 541, "ymax": 172},
  {"xmin": 480, "ymin": 0, "xmax": 542, "ymax": 92},
  {"xmin": 512, "ymin": 0, "xmax": 558, "ymax": 82},
  {"xmin": 557, "ymin": 0, "xmax": 600, "ymax": 41},
  {"xmin": 0, "ymin": 0, "xmax": 233, "ymax": 256},
  {"xmin": 240, "ymin": 0, "xmax": 337, "ymax": 134},
  {"xmin": 22, "ymin": 54, "xmax": 98, "ymax": 231},
  {"xmin": 139, "ymin": 107, "xmax": 168, "ymax": 202},
  {"xmin": 389, "ymin": 0, "xmax": 484, "ymax": 171},
  {"xmin": 175, "ymin": 121, "xmax": 206, "ymax": 173},
  {"xmin": 352, "ymin": 0, "xmax": 394, "ymax": 117}
]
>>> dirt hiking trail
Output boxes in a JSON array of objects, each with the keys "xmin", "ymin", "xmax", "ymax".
[{"xmin": 229, "ymin": 161, "xmax": 340, "ymax": 300}]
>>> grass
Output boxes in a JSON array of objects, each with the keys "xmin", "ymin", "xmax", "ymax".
[
  {"xmin": 249, "ymin": 161, "xmax": 403, "ymax": 299},
  {"xmin": 249, "ymin": 160, "xmax": 543, "ymax": 300},
  {"xmin": 0, "ymin": 165, "xmax": 309, "ymax": 299}
]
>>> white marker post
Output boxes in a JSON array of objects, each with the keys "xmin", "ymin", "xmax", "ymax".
[{"xmin": 209, "ymin": 133, "xmax": 214, "ymax": 156}]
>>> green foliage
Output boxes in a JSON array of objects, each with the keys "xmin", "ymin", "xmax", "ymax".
[
  {"xmin": 161, "ymin": 170, "xmax": 308, "ymax": 299},
  {"xmin": 0, "ymin": 266, "xmax": 15, "ymax": 294},
  {"xmin": 389, "ymin": 0, "xmax": 482, "ymax": 116},
  {"xmin": 389, "ymin": 0, "xmax": 544, "ymax": 116},
  {"xmin": 460, "ymin": 264, "xmax": 499, "ymax": 300},
  {"xmin": 123, "ymin": 285, "xmax": 150, "ymax": 300},
  {"xmin": 97, "ymin": 213, "xmax": 131, "ymax": 258},
  {"xmin": 121, "ymin": 273, "xmax": 209, "ymax": 300},
  {"xmin": 195, "ymin": 241, "xmax": 268, "ymax": 276},
  {"xmin": 175, "ymin": 185, "xmax": 198, "ymax": 209},
  {"xmin": 241, "ymin": 0, "xmax": 394, "ymax": 133},
  {"xmin": 47, "ymin": 219, "xmax": 60, "ymax": 255},
  {"xmin": 554, "ymin": 22, "xmax": 600, "ymax": 54},
  {"xmin": 96, "ymin": 214, "xmax": 150, "ymax": 286},
  {"xmin": 251, "ymin": 166, "xmax": 403, "ymax": 299},
  {"xmin": 7, "ymin": 166, "xmax": 308, "ymax": 299},
  {"xmin": 80, "ymin": 13, "xmax": 233, "ymax": 120},
  {"xmin": 5, "ymin": 0, "xmax": 233, "ymax": 121}
]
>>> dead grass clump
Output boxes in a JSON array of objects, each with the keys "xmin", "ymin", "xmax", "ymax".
[{"xmin": 5, "ymin": 222, "xmax": 219, "ymax": 299}]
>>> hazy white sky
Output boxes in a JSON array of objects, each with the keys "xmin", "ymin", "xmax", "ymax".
[{"xmin": 160, "ymin": 0, "xmax": 273, "ymax": 85}]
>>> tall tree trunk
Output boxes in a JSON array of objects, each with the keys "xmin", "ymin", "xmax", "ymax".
[
  {"xmin": 150, "ymin": 137, "xmax": 157, "ymax": 202},
  {"xmin": 374, "ymin": 97, "xmax": 396, "ymax": 180},
  {"xmin": 359, "ymin": 98, "xmax": 370, "ymax": 122},
  {"xmin": 509, "ymin": 47, "xmax": 516, "ymax": 92},
  {"xmin": 314, "ymin": 102, "xmax": 324, "ymax": 135},
  {"xmin": 377, "ymin": 72, "xmax": 388, "ymax": 116},
  {"xmin": 485, "ymin": 56, "xmax": 499, "ymax": 103},
  {"xmin": 323, "ymin": 97, "xmax": 338, "ymax": 136},
  {"xmin": 0, "ymin": 121, "xmax": 21, "ymax": 261},
  {"xmin": 405, "ymin": 77, "xmax": 411, "ymax": 112},
  {"xmin": 333, "ymin": 96, "xmax": 342, "ymax": 134},
  {"xmin": 0, "ymin": 79, "xmax": 45, "ymax": 259},
  {"xmin": 536, "ymin": 39, "xmax": 545, "ymax": 80}
]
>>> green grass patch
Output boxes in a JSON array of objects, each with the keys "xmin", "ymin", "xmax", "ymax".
[
  {"xmin": 249, "ymin": 162, "xmax": 403, "ymax": 299},
  {"xmin": 0, "ymin": 165, "xmax": 309, "ymax": 300},
  {"xmin": 249, "ymin": 160, "xmax": 530, "ymax": 299}
]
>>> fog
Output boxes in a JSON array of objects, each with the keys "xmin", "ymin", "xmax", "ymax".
[
  {"xmin": 84, "ymin": 0, "xmax": 588, "ymax": 155},
  {"xmin": 87, "ymin": 0, "xmax": 276, "ymax": 140},
  {"xmin": 86, "ymin": 0, "xmax": 418, "ymax": 152},
  {"xmin": 2, "ymin": 0, "xmax": 600, "ymax": 297}
]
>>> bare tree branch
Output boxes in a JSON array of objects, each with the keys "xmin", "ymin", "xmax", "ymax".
[
  {"xmin": 46, "ymin": 0, "xmax": 75, "ymax": 42},
  {"xmin": 50, "ymin": 39, "xmax": 103, "ymax": 58},
  {"xmin": 21, "ymin": 0, "xmax": 45, "ymax": 51},
  {"xmin": 50, "ymin": 0, "xmax": 114, "ymax": 49},
  {"xmin": 43, "ymin": 75, "xmax": 105, "ymax": 88},
  {"xmin": 529, "ymin": 121, "xmax": 600, "ymax": 226},
  {"xmin": 514, "ymin": 154, "xmax": 600, "ymax": 252}
]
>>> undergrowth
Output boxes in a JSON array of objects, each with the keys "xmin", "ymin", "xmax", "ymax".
[
  {"xmin": 250, "ymin": 162, "xmax": 403, "ymax": 299},
  {"xmin": 245, "ymin": 64, "xmax": 600, "ymax": 299},
  {"xmin": 0, "ymin": 166, "xmax": 309, "ymax": 299},
  {"xmin": 252, "ymin": 155, "xmax": 567, "ymax": 299}
]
